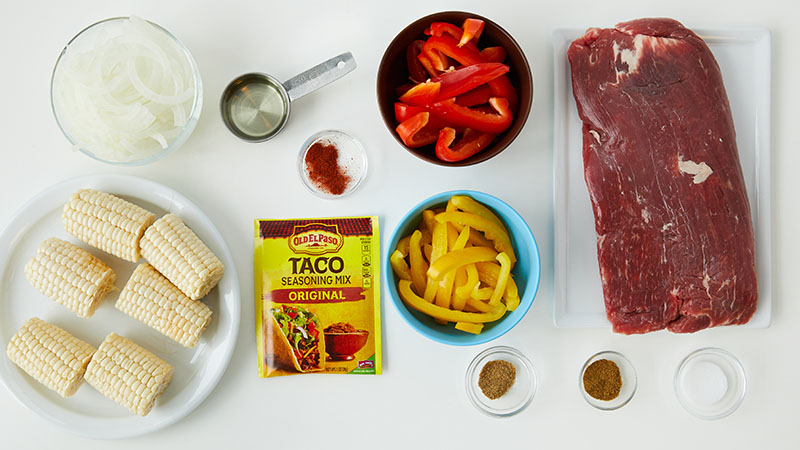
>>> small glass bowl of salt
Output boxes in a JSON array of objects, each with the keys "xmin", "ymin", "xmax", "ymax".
[{"xmin": 674, "ymin": 347, "xmax": 747, "ymax": 420}]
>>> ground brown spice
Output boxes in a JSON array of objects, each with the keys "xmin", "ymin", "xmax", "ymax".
[
  {"xmin": 478, "ymin": 360, "xmax": 516, "ymax": 399},
  {"xmin": 583, "ymin": 359, "xmax": 622, "ymax": 401},
  {"xmin": 305, "ymin": 141, "xmax": 351, "ymax": 195},
  {"xmin": 324, "ymin": 322, "xmax": 358, "ymax": 333}
]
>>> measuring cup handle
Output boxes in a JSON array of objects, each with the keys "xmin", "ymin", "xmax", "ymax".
[{"xmin": 283, "ymin": 52, "xmax": 357, "ymax": 102}]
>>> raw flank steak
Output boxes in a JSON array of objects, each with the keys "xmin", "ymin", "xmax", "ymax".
[{"xmin": 568, "ymin": 18, "xmax": 757, "ymax": 334}]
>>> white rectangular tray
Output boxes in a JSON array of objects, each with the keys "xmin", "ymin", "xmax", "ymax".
[{"xmin": 552, "ymin": 27, "xmax": 772, "ymax": 329}]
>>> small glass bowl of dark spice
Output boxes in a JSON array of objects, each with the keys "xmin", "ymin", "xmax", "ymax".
[
  {"xmin": 465, "ymin": 346, "xmax": 536, "ymax": 418},
  {"xmin": 298, "ymin": 130, "xmax": 367, "ymax": 198},
  {"xmin": 579, "ymin": 350, "xmax": 637, "ymax": 411}
]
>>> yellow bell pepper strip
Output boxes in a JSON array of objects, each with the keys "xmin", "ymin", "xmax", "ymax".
[
  {"xmin": 423, "ymin": 243, "xmax": 433, "ymax": 262},
  {"xmin": 489, "ymin": 252, "xmax": 511, "ymax": 306},
  {"xmin": 397, "ymin": 236, "xmax": 410, "ymax": 256},
  {"xmin": 450, "ymin": 195, "xmax": 507, "ymax": 233},
  {"xmin": 408, "ymin": 230, "xmax": 428, "ymax": 295},
  {"xmin": 398, "ymin": 280, "xmax": 506, "ymax": 323},
  {"xmin": 435, "ymin": 211, "xmax": 516, "ymax": 267},
  {"xmin": 435, "ymin": 225, "xmax": 470, "ymax": 313},
  {"xmin": 466, "ymin": 296, "xmax": 491, "ymax": 312},
  {"xmin": 421, "ymin": 209, "xmax": 437, "ymax": 234},
  {"xmin": 475, "ymin": 261, "xmax": 520, "ymax": 306},
  {"xmin": 424, "ymin": 220, "xmax": 449, "ymax": 302},
  {"xmin": 472, "ymin": 285, "xmax": 493, "ymax": 300},
  {"xmin": 450, "ymin": 224, "xmax": 494, "ymax": 248},
  {"xmin": 455, "ymin": 322, "xmax": 484, "ymax": 334},
  {"xmin": 452, "ymin": 267, "xmax": 468, "ymax": 311},
  {"xmin": 505, "ymin": 293, "xmax": 520, "ymax": 311},
  {"xmin": 454, "ymin": 263, "xmax": 479, "ymax": 309},
  {"xmin": 428, "ymin": 246, "xmax": 497, "ymax": 281},
  {"xmin": 390, "ymin": 250, "xmax": 412, "ymax": 281}
]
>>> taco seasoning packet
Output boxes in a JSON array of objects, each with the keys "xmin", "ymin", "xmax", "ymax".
[{"xmin": 254, "ymin": 216, "xmax": 382, "ymax": 377}]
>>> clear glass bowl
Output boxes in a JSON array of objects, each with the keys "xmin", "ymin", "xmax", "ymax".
[
  {"xmin": 298, "ymin": 130, "xmax": 367, "ymax": 199},
  {"xmin": 50, "ymin": 17, "xmax": 203, "ymax": 166},
  {"xmin": 674, "ymin": 347, "xmax": 746, "ymax": 420},
  {"xmin": 579, "ymin": 350, "xmax": 637, "ymax": 411},
  {"xmin": 465, "ymin": 346, "xmax": 536, "ymax": 418}
]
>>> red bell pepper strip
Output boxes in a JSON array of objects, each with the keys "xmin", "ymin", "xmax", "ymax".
[
  {"xmin": 395, "ymin": 112, "xmax": 439, "ymax": 148},
  {"xmin": 480, "ymin": 46, "xmax": 507, "ymax": 63},
  {"xmin": 416, "ymin": 52, "xmax": 440, "ymax": 78},
  {"xmin": 426, "ymin": 22, "xmax": 481, "ymax": 52},
  {"xmin": 435, "ymin": 127, "xmax": 496, "ymax": 162},
  {"xmin": 406, "ymin": 40, "xmax": 429, "ymax": 83},
  {"xmin": 400, "ymin": 63, "xmax": 509, "ymax": 106},
  {"xmin": 422, "ymin": 35, "xmax": 519, "ymax": 112},
  {"xmin": 459, "ymin": 19, "xmax": 485, "ymax": 47},
  {"xmin": 455, "ymin": 84, "xmax": 492, "ymax": 107},
  {"xmin": 399, "ymin": 81, "xmax": 441, "ymax": 105},
  {"xmin": 395, "ymin": 102, "xmax": 465, "ymax": 133},
  {"xmin": 426, "ymin": 97, "xmax": 513, "ymax": 135}
]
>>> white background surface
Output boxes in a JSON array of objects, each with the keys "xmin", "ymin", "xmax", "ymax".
[{"xmin": 0, "ymin": 0, "xmax": 797, "ymax": 448}]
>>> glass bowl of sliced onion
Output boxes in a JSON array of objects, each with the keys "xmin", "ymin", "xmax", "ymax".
[{"xmin": 50, "ymin": 16, "xmax": 202, "ymax": 165}]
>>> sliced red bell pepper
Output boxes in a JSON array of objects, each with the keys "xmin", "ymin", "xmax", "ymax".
[
  {"xmin": 422, "ymin": 35, "xmax": 520, "ymax": 112},
  {"xmin": 395, "ymin": 83, "xmax": 415, "ymax": 98},
  {"xmin": 455, "ymin": 84, "xmax": 492, "ymax": 107},
  {"xmin": 406, "ymin": 40, "xmax": 429, "ymax": 83},
  {"xmin": 400, "ymin": 62, "xmax": 509, "ymax": 106},
  {"xmin": 396, "ymin": 112, "xmax": 439, "ymax": 148},
  {"xmin": 480, "ymin": 46, "xmax": 507, "ymax": 63},
  {"xmin": 460, "ymin": 19, "xmax": 485, "ymax": 47},
  {"xmin": 426, "ymin": 97, "xmax": 513, "ymax": 135},
  {"xmin": 399, "ymin": 81, "xmax": 441, "ymax": 105},
  {"xmin": 435, "ymin": 127, "xmax": 496, "ymax": 162},
  {"xmin": 395, "ymin": 102, "xmax": 465, "ymax": 133},
  {"xmin": 426, "ymin": 22, "xmax": 481, "ymax": 52},
  {"xmin": 416, "ymin": 52, "xmax": 440, "ymax": 78}
]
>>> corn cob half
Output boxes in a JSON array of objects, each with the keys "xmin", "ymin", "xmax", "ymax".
[
  {"xmin": 85, "ymin": 333, "xmax": 174, "ymax": 416},
  {"xmin": 117, "ymin": 264, "xmax": 212, "ymax": 348},
  {"xmin": 140, "ymin": 213, "xmax": 224, "ymax": 300},
  {"xmin": 62, "ymin": 189, "xmax": 156, "ymax": 262},
  {"xmin": 6, "ymin": 317, "xmax": 96, "ymax": 398},
  {"xmin": 24, "ymin": 237, "xmax": 116, "ymax": 318}
]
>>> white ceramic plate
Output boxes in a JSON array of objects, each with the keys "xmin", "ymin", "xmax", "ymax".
[
  {"xmin": 553, "ymin": 27, "xmax": 772, "ymax": 329},
  {"xmin": 0, "ymin": 174, "xmax": 240, "ymax": 438}
]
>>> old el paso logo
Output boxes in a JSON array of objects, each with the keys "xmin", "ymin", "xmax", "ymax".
[{"xmin": 288, "ymin": 223, "xmax": 343, "ymax": 255}]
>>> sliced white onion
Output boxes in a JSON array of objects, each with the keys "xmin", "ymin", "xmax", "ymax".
[{"xmin": 53, "ymin": 16, "xmax": 196, "ymax": 162}]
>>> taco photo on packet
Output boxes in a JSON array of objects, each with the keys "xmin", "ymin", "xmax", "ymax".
[{"xmin": 266, "ymin": 305, "xmax": 325, "ymax": 373}]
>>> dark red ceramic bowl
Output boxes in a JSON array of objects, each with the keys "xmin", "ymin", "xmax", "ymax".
[
  {"xmin": 324, "ymin": 330, "xmax": 369, "ymax": 361},
  {"xmin": 377, "ymin": 11, "xmax": 533, "ymax": 167}
]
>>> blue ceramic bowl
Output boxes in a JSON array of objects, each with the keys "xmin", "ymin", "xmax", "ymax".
[{"xmin": 384, "ymin": 190, "xmax": 540, "ymax": 345}]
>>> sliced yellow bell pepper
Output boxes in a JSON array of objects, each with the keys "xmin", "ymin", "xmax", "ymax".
[
  {"xmin": 390, "ymin": 250, "xmax": 412, "ymax": 281},
  {"xmin": 471, "ymin": 285, "xmax": 493, "ymax": 300},
  {"xmin": 465, "ymin": 296, "xmax": 491, "ymax": 312},
  {"xmin": 421, "ymin": 209, "xmax": 436, "ymax": 234},
  {"xmin": 451, "ymin": 267, "xmax": 468, "ymax": 310},
  {"xmin": 455, "ymin": 322, "xmax": 484, "ymax": 334},
  {"xmin": 435, "ymin": 211, "xmax": 516, "ymax": 268},
  {"xmin": 399, "ymin": 280, "xmax": 506, "ymax": 323},
  {"xmin": 435, "ymin": 225, "xmax": 469, "ymax": 314},
  {"xmin": 423, "ymin": 243, "xmax": 433, "ymax": 262},
  {"xmin": 455, "ymin": 263, "xmax": 479, "ymax": 300},
  {"xmin": 476, "ymin": 261, "xmax": 520, "ymax": 306},
  {"xmin": 427, "ymin": 246, "xmax": 497, "ymax": 281},
  {"xmin": 450, "ymin": 195, "xmax": 507, "ymax": 233},
  {"xmin": 408, "ymin": 230, "xmax": 428, "ymax": 295},
  {"xmin": 397, "ymin": 236, "xmax": 410, "ymax": 256},
  {"xmin": 489, "ymin": 252, "xmax": 511, "ymax": 306}
]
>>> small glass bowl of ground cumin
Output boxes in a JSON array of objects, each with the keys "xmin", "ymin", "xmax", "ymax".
[
  {"xmin": 579, "ymin": 350, "xmax": 637, "ymax": 411},
  {"xmin": 465, "ymin": 346, "xmax": 536, "ymax": 418},
  {"xmin": 298, "ymin": 130, "xmax": 367, "ymax": 198}
]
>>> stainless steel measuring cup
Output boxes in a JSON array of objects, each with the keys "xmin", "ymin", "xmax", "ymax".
[{"xmin": 220, "ymin": 52, "xmax": 356, "ymax": 142}]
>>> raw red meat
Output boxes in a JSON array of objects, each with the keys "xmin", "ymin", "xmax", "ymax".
[{"xmin": 568, "ymin": 18, "xmax": 757, "ymax": 334}]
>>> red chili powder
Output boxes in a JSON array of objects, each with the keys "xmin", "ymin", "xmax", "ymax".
[{"xmin": 305, "ymin": 141, "xmax": 351, "ymax": 195}]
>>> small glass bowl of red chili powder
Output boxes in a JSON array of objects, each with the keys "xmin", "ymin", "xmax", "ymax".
[{"xmin": 298, "ymin": 130, "xmax": 367, "ymax": 198}]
